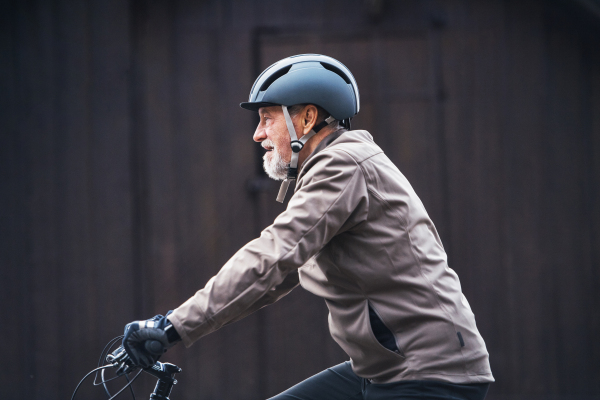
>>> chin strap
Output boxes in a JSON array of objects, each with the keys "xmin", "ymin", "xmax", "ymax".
[{"xmin": 276, "ymin": 105, "xmax": 335, "ymax": 203}]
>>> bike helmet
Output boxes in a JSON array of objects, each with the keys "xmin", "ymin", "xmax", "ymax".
[
  {"xmin": 240, "ymin": 54, "xmax": 360, "ymax": 202},
  {"xmin": 240, "ymin": 54, "xmax": 360, "ymax": 121}
]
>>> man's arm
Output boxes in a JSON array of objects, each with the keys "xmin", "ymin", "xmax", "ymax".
[
  {"xmin": 221, "ymin": 270, "xmax": 300, "ymax": 327},
  {"xmin": 169, "ymin": 150, "xmax": 369, "ymax": 347}
]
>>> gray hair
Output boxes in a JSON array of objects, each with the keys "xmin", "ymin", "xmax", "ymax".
[{"xmin": 288, "ymin": 104, "xmax": 341, "ymax": 130}]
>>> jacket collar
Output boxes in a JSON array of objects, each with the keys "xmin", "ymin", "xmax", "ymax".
[{"xmin": 298, "ymin": 128, "xmax": 347, "ymax": 173}]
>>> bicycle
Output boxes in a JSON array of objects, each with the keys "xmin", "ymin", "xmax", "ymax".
[{"xmin": 71, "ymin": 336, "xmax": 182, "ymax": 400}]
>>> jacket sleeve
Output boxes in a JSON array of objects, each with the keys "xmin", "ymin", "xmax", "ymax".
[
  {"xmin": 169, "ymin": 149, "xmax": 369, "ymax": 347},
  {"xmin": 221, "ymin": 270, "xmax": 300, "ymax": 327}
]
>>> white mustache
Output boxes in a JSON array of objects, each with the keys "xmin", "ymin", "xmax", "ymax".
[{"xmin": 262, "ymin": 139, "xmax": 276, "ymax": 151}]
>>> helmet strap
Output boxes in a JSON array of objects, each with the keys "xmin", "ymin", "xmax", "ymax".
[{"xmin": 276, "ymin": 105, "xmax": 334, "ymax": 203}]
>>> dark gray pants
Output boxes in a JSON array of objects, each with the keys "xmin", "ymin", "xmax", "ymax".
[{"xmin": 269, "ymin": 362, "xmax": 490, "ymax": 400}]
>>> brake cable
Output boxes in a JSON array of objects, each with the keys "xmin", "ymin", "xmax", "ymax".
[
  {"xmin": 94, "ymin": 335, "xmax": 131, "ymax": 397},
  {"xmin": 71, "ymin": 365, "xmax": 116, "ymax": 400}
]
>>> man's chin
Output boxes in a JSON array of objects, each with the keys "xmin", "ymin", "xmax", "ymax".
[
  {"xmin": 264, "ymin": 168, "xmax": 287, "ymax": 181},
  {"xmin": 263, "ymin": 160, "xmax": 288, "ymax": 181}
]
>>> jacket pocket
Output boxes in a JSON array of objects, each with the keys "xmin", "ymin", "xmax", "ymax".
[{"xmin": 368, "ymin": 302, "xmax": 404, "ymax": 357}]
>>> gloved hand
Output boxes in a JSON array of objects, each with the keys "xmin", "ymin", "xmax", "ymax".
[{"xmin": 122, "ymin": 311, "xmax": 180, "ymax": 368}]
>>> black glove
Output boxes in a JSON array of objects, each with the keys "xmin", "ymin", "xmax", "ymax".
[{"xmin": 122, "ymin": 311, "xmax": 181, "ymax": 368}]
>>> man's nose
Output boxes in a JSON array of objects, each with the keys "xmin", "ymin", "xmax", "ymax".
[{"xmin": 253, "ymin": 125, "xmax": 266, "ymax": 142}]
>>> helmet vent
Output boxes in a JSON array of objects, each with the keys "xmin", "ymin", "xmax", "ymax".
[
  {"xmin": 259, "ymin": 65, "xmax": 292, "ymax": 92},
  {"xmin": 320, "ymin": 62, "xmax": 351, "ymax": 84}
]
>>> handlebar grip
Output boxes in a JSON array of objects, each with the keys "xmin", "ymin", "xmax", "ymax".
[{"xmin": 145, "ymin": 340, "xmax": 165, "ymax": 355}]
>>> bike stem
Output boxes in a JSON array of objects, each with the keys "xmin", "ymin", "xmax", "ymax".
[{"xmin": 143, "ymin": 362, "xmax": 182, "ymax": 400}]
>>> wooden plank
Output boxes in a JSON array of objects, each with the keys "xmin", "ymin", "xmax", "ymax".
[
  {"xmin": 87, "ymin": 0, "xmax": 135, "ymax": 369},
  {"xmin": 50, "ymin": 0, "xmax": 96, "ymax": 397},
  {"xmin": 167, "ymin": 22, "xmax": 221, "ymax": 400},
  {"xmin": 136, "ymin": 0, "xmax": 178, "ymax": 317},
  {"xmin": 542, "ymin": 12, "xmax": 594, "ymax": 394},
  {"xmin": 129, "ymin": 0, "xmax": 181, "ymax": 393},
  {"xmin": 0, "ymin": 2, "xmax": 32, "ymax": 398},
  {"xmin": 589, "ymin": 37, "xmax": 600, "ymax": 399},
  {"xmin": 27, "ymin": 0, "xmax": 61, "ymax": 397},
  {"xmin": 497, "ymin": 0, "xmax": 547, "ymax": 395}
]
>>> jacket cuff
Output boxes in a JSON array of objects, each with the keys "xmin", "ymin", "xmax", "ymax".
[{"xmin": 169, "ymin": 297, "xmax": 213, "ymax": 348}]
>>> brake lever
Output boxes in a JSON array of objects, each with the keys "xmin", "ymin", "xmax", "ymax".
[{"xmin": 106, "ymin": 345, "xmax": 136, "ymax": 375}]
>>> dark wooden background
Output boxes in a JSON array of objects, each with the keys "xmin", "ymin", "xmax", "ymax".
[{"xmin": 2, "ymin": 0, "xmax": 599, "ymax": 399}]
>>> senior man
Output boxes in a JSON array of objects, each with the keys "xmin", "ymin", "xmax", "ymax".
[{"xmin": 122, "ymin": 54, "xmax": 494, "ymax": 400}]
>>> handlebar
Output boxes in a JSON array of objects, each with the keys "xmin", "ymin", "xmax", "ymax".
[
  {"xmin": 72, "ymin": 337, "xmax": 182, "ymax": 400},
  {"xmin": 105, "ymin": 344, "xmax": 181, "ymax": 399}
]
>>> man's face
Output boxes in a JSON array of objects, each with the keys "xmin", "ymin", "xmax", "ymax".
[{"xmin": 253, "ymin": 106, "xmax": 294, "ymax": 180}]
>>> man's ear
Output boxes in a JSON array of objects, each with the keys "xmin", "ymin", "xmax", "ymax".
[{"xmin": 302, "ymin": 105, "xmax": 319, "ymax": 135}]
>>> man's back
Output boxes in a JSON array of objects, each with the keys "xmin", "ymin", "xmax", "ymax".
[{"xmin": 295, "ymin": 130, "xmax": 494, "ymax": 384}]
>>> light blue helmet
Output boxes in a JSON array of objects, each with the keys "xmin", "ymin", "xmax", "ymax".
[{"xmin": 240, "ymin": 54, "xmax": 360, "ymax": 126}]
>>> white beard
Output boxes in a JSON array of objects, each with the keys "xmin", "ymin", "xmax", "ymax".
[{"xmin": 262, "ymin": 140, "xmax": 289, "ymax": 180}]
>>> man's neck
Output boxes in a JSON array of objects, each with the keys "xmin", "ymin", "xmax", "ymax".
[{"xmin": 297, "ymin": 125, "xmax": 339, "ymax": 168}]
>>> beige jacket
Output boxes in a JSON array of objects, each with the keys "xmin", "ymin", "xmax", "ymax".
[{"xmin": 170, "ymin": 130, "xmax": 494, "ymax": 384}]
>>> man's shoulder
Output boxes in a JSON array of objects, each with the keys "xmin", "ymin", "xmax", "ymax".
[{"xmin": 320, "ymin": 130, "xmax": 383, "ymax": 164}]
